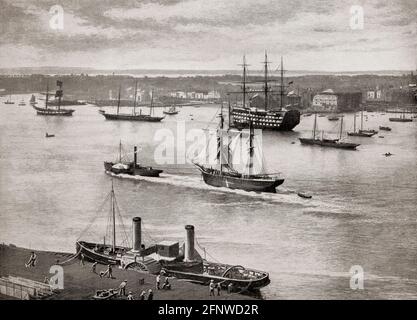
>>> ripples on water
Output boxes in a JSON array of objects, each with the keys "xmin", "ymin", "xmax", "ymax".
[{"xmin": 0, "ymin": 95, "xmax": 416, "ymax": 299}]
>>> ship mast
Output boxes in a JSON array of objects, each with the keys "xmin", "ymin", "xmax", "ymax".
[
  {"xmin": 218, "ymin": 103, "xmax": 224, "ymax": 174},
  {"xmin": 45, "ymin": 82, "xmax": 49, "ymax": 109},
  {"xmin": 280, "ymin": 56, "xmax": 284, "ymax": 110},
  {"xmin": 56, "ymin": 81, "xmax": 63, "ymax": 111},
  {"xmin": 239, "ymin": 55, "xmax": 249, "ymax": 108},
  {"xmin": 111, "ymin": 181, "xmax": 116, "ymax": 253},
  {"xmin": 339, "ymin": 116, "xmax": 344, "ymax": 140},
  {"xmin": 119, "ymin": 140, "xmax": 122, "ymax": 163},
  {"xmin": 353, "ymin": 111, "xmax": 356, "ymax": 133},
  {"xmin": 150, "ymin": 90, "xmax": 154, "ymax": 116},
  {"xmin": 312, "ymin": 112, "xmax": 317, "ymax": 139},
  {"xmin": 263, "ymin": 51, "xmax": 269, "ymax": 111},
  {"xmin": 117, "ymin": 85, "xmax": 121, "ymax": 115},
  {"xmin": 133, "ymin": 80, "xmax": 138, "ymax": 115},
  {"xmin": 248, "ymin": 120, "xmax": 254, "ymax": 176}
]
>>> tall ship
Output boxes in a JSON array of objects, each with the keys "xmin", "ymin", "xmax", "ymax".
[
  {"xmin": 193, "ymin": 104, "xmax": 284, "ymax": 193},
  {"xmin": 389, "ymin": 108, "xmax": 413, "ymax": 122},
  {"xmin": 100, "ymin": 82, "xmax": 164, "ymax": 122},
  {"xmin": 348, "ymin": 109, "xmax": 378, "ymax": 137},
  {"xmin": 229, "ymin": 53, "xmax": 300, "ymax": 131},
  {"xmin": 299, "ymin": 113, "xmax": 360, "ymax": 150},
  {"xmin": 32, "ymin": 81, "xmax": 75, "ymax": 116}
]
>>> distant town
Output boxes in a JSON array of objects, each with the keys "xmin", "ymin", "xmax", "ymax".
[{"xmin": 1, "ymin": 70, "xmax": 416, "ymax": 112}]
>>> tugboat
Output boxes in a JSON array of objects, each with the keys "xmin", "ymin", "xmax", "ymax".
[
  {"xmin": 104, "ymin": 142, "xmax": 163, "ymax": 177},
  {"xmin": 160, "ymin": 225, "xmax": 270, "ymax": 291},
  {"xmin": 299, "ymin": 113, "xmax": 360, "ymax": 150},
  {"xmin": 348, "ymin": 110, "xmax": 378, "ymax": 137},
  {"xmin": 101, "ymin": 82, "xmax": 164, "ymax": 122},
  {"xmin": 32, "ymin": 81, "xmax": 75, "ymax": 116},
  {"xmin": 193, "ymin": 104, "xmax": 284, "ymax": 193},
  {"xmin": 163, "ymin": 105, "xmax": 179, "ymax": 115}
]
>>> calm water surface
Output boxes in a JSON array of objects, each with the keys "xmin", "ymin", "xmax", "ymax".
[{"xmin": 0, "ymin": 94, "xmax": 416, "ymax": 299}]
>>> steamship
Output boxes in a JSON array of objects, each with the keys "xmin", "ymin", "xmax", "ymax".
[
  {"xmin": 229, "ymin": 53, "xmax": 300, "ymax": 131},
  {"xmin": 104, "ymin": 141, "xmax": 163, "ymax": 177},
  {"xmin": 76, "ymin": 184, "xmax": 271, "ymax": 290}
]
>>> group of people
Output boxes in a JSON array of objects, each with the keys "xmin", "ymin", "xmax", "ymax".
[
  {"xmin": 209, "ymin": 279, "xmax": 222, "ymax": 296},
  {"xmin": 156, "ymin": 273, "xmax": 171, "ymax": 290}
]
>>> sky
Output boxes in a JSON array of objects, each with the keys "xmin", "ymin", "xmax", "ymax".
[{"xmin": 0, "ymin": 0, "xmax": 416, "ymax": 71}]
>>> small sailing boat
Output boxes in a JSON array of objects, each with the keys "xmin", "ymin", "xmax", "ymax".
[
  {"xmin": 347, "ymin": 110, "xmax": 377, "ymax": 137},
  {"xmin": 299, "ymin": 113, "xmax": 360, "ymax": 150},
  {"xmin": 101, "ymin": 83, "xmax": 164, "ymax": 122},
  {"xmin": 163, "ymin": 105, "xmax": 179, "ymax": 115},
  {"xmin": 30, "ymin": 94, "xmax": 37, "ymax": 105},
  {"xmin": 45, "ymin": 133, "xmax": 55, "ymax": 138},
  {"xmin": 32, "ymin": 81, "xmax": 75, "ymax": 116},
  {"xmin": 18, "ymin": 97, "xmax": 26, "ymax": 106},
  {"xmin": 389, "ymin": 108, "xmax": 412, "ymax": 122},
  {"xmin": 4, "ymin": 95, "xmax": 14, "ymax": 105},
  {"xmin": 193, "ymin": 104, "xmax": 284, "ymax": 193}
]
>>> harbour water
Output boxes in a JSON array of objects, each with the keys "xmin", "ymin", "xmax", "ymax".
[{"xmin": 0, "ymin": 95, "xmax": 416, "ymax": 299}]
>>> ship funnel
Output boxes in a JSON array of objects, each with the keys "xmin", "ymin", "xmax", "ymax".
[
  {"xmin": 184, "ymin": 225, "xmax": 195, "ymax": 262},
  {"xmin": 133, "ymin": 146, "xmax": 137, "ymax": 166},
  {"xmin": 132, "ymin": 217, "xmax": 141, "ymax": 251}
]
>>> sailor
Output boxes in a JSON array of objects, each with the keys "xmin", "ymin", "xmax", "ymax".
[
  {"xmin": 147, "ymin": 289, "xmax": 153, "ymax": 300},
  {"xmin": 107, "ymin": 264, "xmax": 113, "ymax": 278},
  {"xmin": 139, "ymin": 290, "xmax": 146, "ymax": 300},
  {"xmin": 80, "ymin": 253, "xmax": 85, "ymax": 266},
  {"xmin": 25, "ymin": 251, "xmax": 37, "ymax": 268},
  {"xmin": 162, "ymin": 278, "xmax": 171, "ymax": 290},
  {"xmin": 127, "ymin": 291, "xmax": 134, "ymax": 300},
  {"xmin": 216, "ymin": 283, "xmax": 221, "ymax": 296},
  {"xmin": 209, "ymin": 280, "xmax": 215, "ymax": 296},
  {"xmin": 227, "ymin": 283, "xmax": 234, "ymax": 293},
  {"xmin": 91, "ymin": 262, "xmax": 98, "ymax": 274},
  {"xmin": 156, "ymin": 274, "xmax": 161, "ymax": 290},
  {"xmin": 119, "ymin": 280, "xmax": 128, "ymax": 296}
]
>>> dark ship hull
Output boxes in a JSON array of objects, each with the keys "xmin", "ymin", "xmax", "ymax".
[
  {"xmin": 379, "ymin": 126, "xmax": 391, "ymax": 131},
  {"xmin": 389, "ymin": 118, "xmax": 412, "ymax": 122},
  {"xmin": 104, "ymin": 161, "xmax": 163, "ymax": 177},
  {"xmin": 347, "ymin": 130, "xmax": 377, "ymax": 137},
  {"xmin": 231, "ymin": 108, "xmax": 300, "ymax": 131},
  {"xmin": 299, "ymin": 138, "xmax": 359, "ymax": 150},
  {"xmin": 196, "ymin": 164, "xmax": 284, "ymax": 193},
  {"xmin": 76, "ymin": 241, "xmax": 127, "ymax": 265},
  {"xmin": 101, "ymin": 112, "xmax": 164, "ymax": 122},
  {"xmin": 162, "ymin": 261, "xmax": 270, "ymax": 291},
  {"xmin": 32, "ymin": 105, "xmax": 74, "ymax": 116}
]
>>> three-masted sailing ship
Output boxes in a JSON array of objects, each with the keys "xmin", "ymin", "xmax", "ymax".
[
  {"xmin": 229, "ymin": 53, "xmax": 300, "ymax": 131},
  {"xmin": 32, "ymin": 81, "xmax": 75, "ymax": 116},
  {"xmin": 299, "ymin": 113, "xmax": 360, "ymax": 150},
  {"xmin": 194, "ymin": 104, "xmax": 284, "ymax": 193},
  {"xmin": 100, "ymin": 82, "xmax": 164, "ymax": 122},
  {"xmin": 389, "ymin": 108, "xmax": 413, "ymax": 122},
  {"xmin": 348, "ymin": 109, "xmax": 378, "ymax": 137}
]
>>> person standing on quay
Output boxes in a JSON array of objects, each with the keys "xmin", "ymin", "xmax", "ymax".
[
  {"xmin": 156, "ymin": 274, "xmax": 161, "ymax": 290},
  {"xmin": 139, "ymin": 290, "xmax": 146, "ymax": 300},
  {"xmin": 148, "ymin": 289, "xmax": 154, "ymax": 300},
  {"xmin": 209, "ymin": 280, "xmax": 215, "ymax": 296}
]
